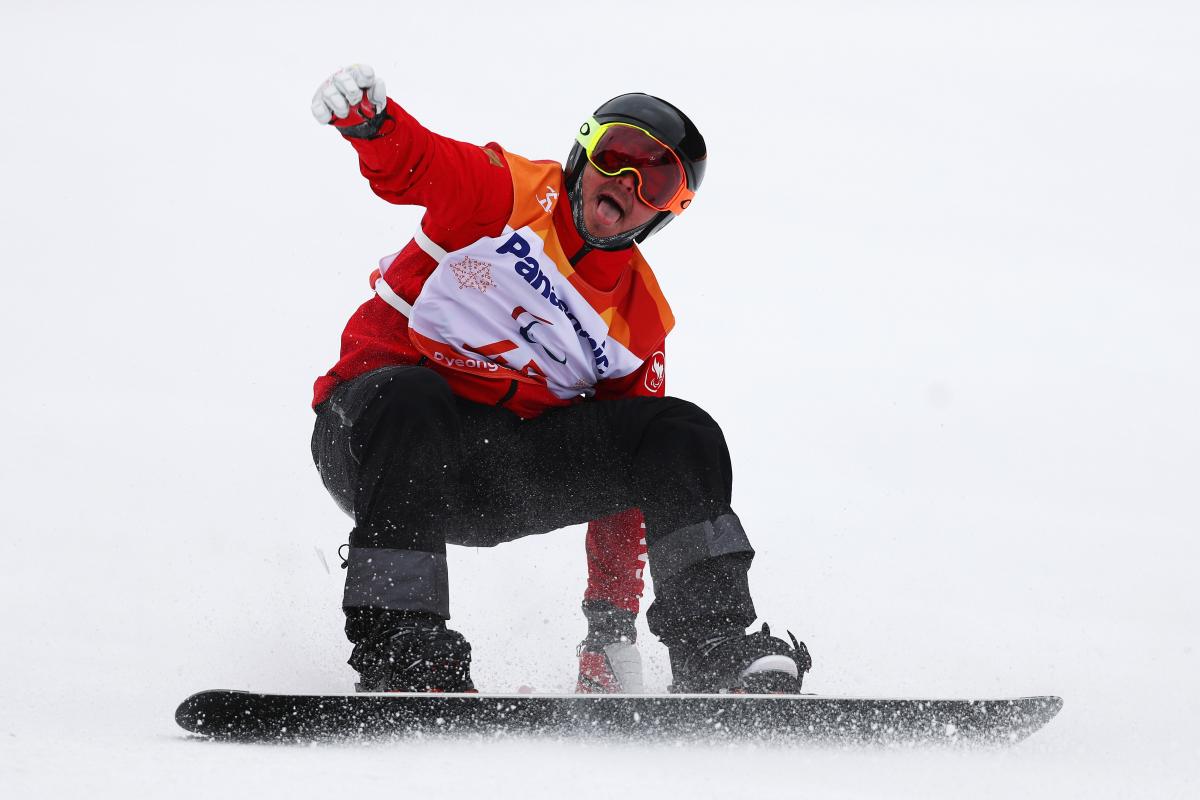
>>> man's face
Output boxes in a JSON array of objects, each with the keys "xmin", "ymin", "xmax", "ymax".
[{"xmin": 579, "ymin": 163, "xmax": 660, "ymax": 239}]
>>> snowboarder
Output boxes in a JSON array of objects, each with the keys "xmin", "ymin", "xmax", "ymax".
[{"xmin": 309, "ymin": 64, "xmax": 810, "ymax": 694}]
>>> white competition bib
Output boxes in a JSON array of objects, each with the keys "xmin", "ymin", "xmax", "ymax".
[{"xmin": 406, "ymin": 226, "xmax": 645, "ymax": 399}]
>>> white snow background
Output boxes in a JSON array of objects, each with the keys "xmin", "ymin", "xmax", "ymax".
[{"xmin": 2, "ymin": 0, "xmax": 1197, "ymax": 797}]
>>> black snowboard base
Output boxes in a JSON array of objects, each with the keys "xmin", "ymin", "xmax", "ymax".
[{"xmin": 175, "ymin": 690, "xmax": 1062, "ymax": 745}]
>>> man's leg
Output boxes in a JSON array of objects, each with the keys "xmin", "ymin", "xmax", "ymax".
[
  {"xmin": 312, "ymin": 366, "xmax": 473, "ymax": 690},
  {"xmin": 316, "ymin": 367, "xmax": 461, "ymax": 620},
  {"xmin": 577, "ymin": 509, "xmax": 647, "ymax": 693},
  {"xmin": 500, "ymin": 395, "xmax": 807, "ymax": 691},
  {"xmin": 606, "ymin": 398, "xmax": 758, "ymax": 649}
]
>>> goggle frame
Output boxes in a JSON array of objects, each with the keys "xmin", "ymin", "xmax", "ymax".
[{"xmin": 575, "ymin": 116, "xmax": 695, "ymax": 215}]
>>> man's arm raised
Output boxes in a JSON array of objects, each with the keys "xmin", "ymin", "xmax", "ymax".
[{"xmin": 312, "ymin": 64, "xmax": 511, "ymax": 232}]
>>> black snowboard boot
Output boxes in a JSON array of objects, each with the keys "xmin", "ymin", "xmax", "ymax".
[
  {"xmin": 349, "ymin": 615, "xmax": 475, "ymax": 693},
  {"xmin": 668, "ymin": 623, "xmax": 812, "ymax": 694}
]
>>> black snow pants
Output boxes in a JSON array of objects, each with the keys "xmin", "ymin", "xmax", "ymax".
[{"xmin": 311, "ymin": 366, "xmax": 757, "ymax": 647}]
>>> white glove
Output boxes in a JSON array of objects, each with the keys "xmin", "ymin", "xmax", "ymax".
[{"xmin": 311, "ymin": 64, "xmax": 387, "ymax": 125}]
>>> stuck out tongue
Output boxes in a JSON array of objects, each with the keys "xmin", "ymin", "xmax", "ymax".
[{"xmin": 596, "ymin": 196, "xmax": 623, "ymax": 226}]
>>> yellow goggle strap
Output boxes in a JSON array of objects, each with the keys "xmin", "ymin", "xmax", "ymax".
[{"xmin": 576, "ymin": 116, "xmax": 605, "ymax": 153}]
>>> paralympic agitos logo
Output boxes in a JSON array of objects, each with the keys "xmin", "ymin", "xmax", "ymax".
[
  {"xmin": 512, "ymin": 306, "xmax": 567, "ymax": 364},
  {"xmin": 496, "ymin": 232, "xmax": 610, "ymax": 375}
]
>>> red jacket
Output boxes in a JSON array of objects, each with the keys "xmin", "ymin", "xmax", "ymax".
[{"xmin": 312, "ymin": 99, "xmax": 669, "ymax": 416}]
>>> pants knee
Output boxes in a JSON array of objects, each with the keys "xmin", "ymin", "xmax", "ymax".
[{"xmin": 639, "ymin": 397, "xmax": 728, "ymax": 458}]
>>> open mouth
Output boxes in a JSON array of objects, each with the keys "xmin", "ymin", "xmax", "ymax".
[{"xmin": 594, "ymin": 192, "xmax": 625, "ymax": 226}]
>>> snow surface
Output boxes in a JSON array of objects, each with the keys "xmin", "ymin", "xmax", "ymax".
[{"xmin": 2, "ymin": 0, "xmax": 1198, "ymax": 796}]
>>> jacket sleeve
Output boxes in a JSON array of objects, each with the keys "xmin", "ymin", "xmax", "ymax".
[
  {"xmin": 343, "ymin": 98, "xmax": 513, "ymax": 235},
  {"xmin": 592, "ymin": 341, "xmax": 667, "ymax": 401}
]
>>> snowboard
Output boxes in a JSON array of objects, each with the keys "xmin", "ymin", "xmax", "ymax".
[{"xmin": 175, "ymin": 690, "xmax": 1062, "ymax": 745}]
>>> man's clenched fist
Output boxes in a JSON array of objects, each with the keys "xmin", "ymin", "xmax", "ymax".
[{"xmin": 311, "ymin": 64, "xmax": 387, "ymax": 126}]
